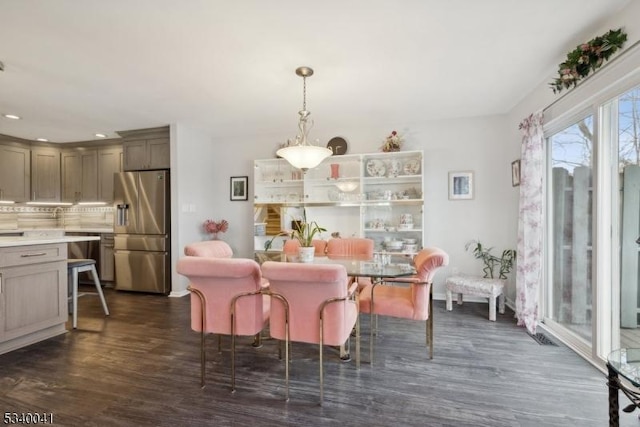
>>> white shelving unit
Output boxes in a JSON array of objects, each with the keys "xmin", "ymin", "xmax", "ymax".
[{"xmin": 254, "ymin": 150, "xmax": 424, "ymax": 257}]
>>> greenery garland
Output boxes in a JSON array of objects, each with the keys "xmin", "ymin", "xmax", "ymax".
[{"xmin": 550, "ymin": 28, "xmax": 627, "ymax": 94}]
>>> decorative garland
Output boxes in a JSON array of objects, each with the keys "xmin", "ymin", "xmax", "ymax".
[{"xmin": 550, "ymin": 28, "xmax": 627, "ymax": 94}]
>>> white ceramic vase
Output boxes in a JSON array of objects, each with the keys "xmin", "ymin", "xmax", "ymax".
[{"xmin": 298, "ymin": 246, "xmax": 315, "ymax": 263}]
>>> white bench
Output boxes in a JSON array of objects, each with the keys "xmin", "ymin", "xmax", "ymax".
[{"xmin": 445, "ymin": 274, "xmax": 505, "ymax": 321}]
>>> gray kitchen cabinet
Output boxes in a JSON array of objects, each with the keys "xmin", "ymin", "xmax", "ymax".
[
  {"xmin": 123, "ymin": 137, "xmax": 169, "ymax": 170},
  {"xmin": 97, "ymin": 146, "xmax": 123, "ymax": 203},
  {"xmin": 61, "ymin": 148, "xmax": 98, "ymax": 202},
  {"xmin": 31, "ymin": 146, "xmax": 61, "ymax": 202},
  {"xmin": 0, "ymin": 143, "xmax": 30, "ymax": 202},
  {"xmin": 0, "ymin": 244, "xmax": 67, "ymax": 344}
]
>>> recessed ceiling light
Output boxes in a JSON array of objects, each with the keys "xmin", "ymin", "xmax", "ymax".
[
  {"xmin": 95, "ymin": 133, "xmax": 107, "ymax": 138},
  {"xmin": 36, "ymin": 138, "xmax": 49, "ymax": 142},
  {"xmin": 3, "ymin": 114, "xmax": 21, "ymax": 120}
]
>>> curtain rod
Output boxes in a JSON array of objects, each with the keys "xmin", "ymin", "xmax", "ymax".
[{"xmin": 542, "ymin": 38, "xmax": 640, "ymax": 113}]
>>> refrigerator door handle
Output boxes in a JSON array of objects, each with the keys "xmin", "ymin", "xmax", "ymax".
[{"xmin": 116, "ymin": 204, "xmax": 129, "ymax": 226}]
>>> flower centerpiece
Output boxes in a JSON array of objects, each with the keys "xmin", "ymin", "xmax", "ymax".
[
  {"xmin": 203, "ymin": 219, "xmax": 229, "ymax": 240},
  {"xmin": 382, "ymin": 130, "xmax": 403, "ymax": 152},
  {"xmin": 550, "ymin": 28, "xmax": 627, "ymax": 94}
]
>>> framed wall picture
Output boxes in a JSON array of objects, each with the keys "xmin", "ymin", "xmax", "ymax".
[
  {"xmin": 230, "ymin": 176, "xmax": 248, "ymax": 201},
  {"xmin": 511, "ymin": 159, "xmax": 521, "ymax": 187},
  {"xmin": 448, "ymin": 171, "xmax": 474, "ymax": 200}
]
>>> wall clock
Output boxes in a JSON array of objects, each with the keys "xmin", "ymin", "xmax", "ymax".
[{"xmin": 327, "ymin": 136, "xmax": 348, "ymax": 155}]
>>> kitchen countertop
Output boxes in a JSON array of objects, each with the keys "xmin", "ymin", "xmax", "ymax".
[
  {"xmin": 0, "ymin": 235, "xmax": 101, "ymax": 247},
  {"xmin": 0, "ymin": 228, "xmax": 114, "ymax": 235}
]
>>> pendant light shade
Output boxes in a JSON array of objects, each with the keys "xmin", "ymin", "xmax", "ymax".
[{"xmin": 276, "ymin": 66, "xmax": 332, "ymax": 171}]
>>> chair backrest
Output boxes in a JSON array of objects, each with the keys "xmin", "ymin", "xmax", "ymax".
[
  {"xmin": 176, "ymin": 257, "xmax": 265, "ymax": 336},
  {"xmin": 184, "ymin": 240, "xmax": 233, "ymax": 258},
  {"xmin": 282, "ymin": 239, "xmax": 327, "ymax": 256},
  {"xmin": 261, "ymin": 261, "xmax": 355, "ymax": 346},
  {"xmin": 326, "ymin": 238, "xmax": 374, "ymax": 258},
  {"xmin": 411, "ymin": 247, "xmax": 449, "ymax": 319}
]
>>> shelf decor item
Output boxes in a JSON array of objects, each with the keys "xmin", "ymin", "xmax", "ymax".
[
  {"xmin": 382, "ymin": 130, "xmax": 403, "ymax": 152},
  {"xmin": 550, "ymin": 28, "xmax": 627, "ymax": 94},
  {"xmin": 203, "ymin": 219, "xmax": 229, "ymax": 240}
]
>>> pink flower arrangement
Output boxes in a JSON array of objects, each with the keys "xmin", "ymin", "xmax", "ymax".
[{"xmin": 203, "ymin": 219, "xmax": 229, "ymax": 235}]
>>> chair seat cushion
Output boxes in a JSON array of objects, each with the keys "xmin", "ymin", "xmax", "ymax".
[
  {"xmin": 359, "ymin": 284, "xmax": 415, "ymax": 319},
  {"xmin": 445, "ymin": 274, "xmax": 505, "ymax": 298}
]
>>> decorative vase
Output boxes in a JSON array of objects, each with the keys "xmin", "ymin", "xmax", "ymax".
[
  {"xmin": 298, "ymin": 246, "xmax": 315, "ymax": 263},
  {"xmin": 330, "ymin": 163, "xmax": 340, "ymax": 179}
]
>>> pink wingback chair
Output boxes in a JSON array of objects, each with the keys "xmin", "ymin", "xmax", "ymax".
[
  {"xmin": 359, "ymin": 247, "xmax": 449, "ymax": 363},
  {"xmin": 326, "ymin": 237, "xmax": 374, "ymax": 288},
  {"xmin": 176, "ymin": 256, "xmax": 269, "ymax": 390},
  {"xmin": 261, "ymin": 261, "xmax": 359, "ymax": 403},
  {"xmin": 282, "ymin": 239, "xmax": 327, "ymax": 256},
  {"xmin": 184, "ymin": 240, "xmax": 233, "ymax": 258}
]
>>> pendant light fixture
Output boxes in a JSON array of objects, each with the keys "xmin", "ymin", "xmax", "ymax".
[{"xmin": 276, "ymin": 66, "xmax": 332, "ymax": 171}]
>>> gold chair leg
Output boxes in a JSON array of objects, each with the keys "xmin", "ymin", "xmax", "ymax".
[
  {"xmin": 428, "ymin": 287, "xmax": 433, "ymax": 360},
  {"xmin": 252, "ymin": 332, "xmax": 262, "ymax": 348},
  {"xmin": 200, "ymin": 329, "xmax": 206, "ymax": 388}
]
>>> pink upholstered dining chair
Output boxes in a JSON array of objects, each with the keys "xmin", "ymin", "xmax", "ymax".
[
  {"xmin": 282, "ymin": 239, "xmax": 327, "ymax": 256},
  {"xmin": 184, "ymin": 240, "xmax": 233, "ymax": 258},
  {"xmin": 326, "ymin": 237, "xmax": 374, "ymax": 288},
  {"xmin": 359, "ymin": 247, "xmax": 449, "ymax": 363},
  {"xmin": 326, "ymin": 237, "xmax": 374, "ymax": 258},
  {"xmin": 261, "ymin": 261, "xmax": 360, "ymax": 403},
  {"xmin": 176, "ymin": 256, "xmax": 269, "ymax": 390}
]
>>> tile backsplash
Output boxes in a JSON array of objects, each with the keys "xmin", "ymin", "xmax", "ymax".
[{"xmin": 0, "ymin": 205, "xmax": 114, "ymax": 230}]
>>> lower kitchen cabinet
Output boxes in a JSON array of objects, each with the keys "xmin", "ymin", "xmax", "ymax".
[{"xmin": 0, "ymin": 244, "xmax": 67, "ymax": 351}]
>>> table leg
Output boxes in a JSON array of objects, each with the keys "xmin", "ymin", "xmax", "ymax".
[{"xmin": 608, "ymin": 363, "xmax": 620, "ymax": 427}]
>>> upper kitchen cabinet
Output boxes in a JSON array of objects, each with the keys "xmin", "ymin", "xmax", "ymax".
[
  {"xmin": 118, "ymin": 126, "xmax": 170, "ymax": 171},
  {"xmin": 97, "ymin": 145, "xmax": 123, "ymax": 203},
  {"xmin": 0, "ymin": 143, "xmax": 30, "ymax": 202},
  {"xmin": 61, "ymin": 148, "xmax": 98, "ymax": 203},
  {"xmin": 31, "ymin": 146, "xmax": 61, "ymax": 202}
]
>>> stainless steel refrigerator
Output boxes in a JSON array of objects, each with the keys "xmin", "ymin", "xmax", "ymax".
[{"xmin": 113, "ymin": 170, "xmax": 170, "ymax": 294}]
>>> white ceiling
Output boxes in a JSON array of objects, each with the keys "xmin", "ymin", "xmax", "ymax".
[{"xmin": 0, "ymin": 0, "xmax": 631, "ymax": 143}]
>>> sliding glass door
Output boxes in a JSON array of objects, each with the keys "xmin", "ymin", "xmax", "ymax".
[
  {"xmin": 548, "ymin": 115, "xmax": 594, "ymax": 342},
  {"xmin": 616, "ymin": 86, "xmax": 640, "ymax": 349}
]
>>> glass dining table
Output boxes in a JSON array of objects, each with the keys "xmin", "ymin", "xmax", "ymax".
[
  {"xmin": 255, "ymin": 251, "xmax": 417, "ymax": 361},
  {"xmin": 255, "ymin": 251, "xmax": 417, "ymax": 280}
]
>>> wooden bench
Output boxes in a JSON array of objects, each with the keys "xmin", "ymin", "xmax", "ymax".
[{"xmin": 445, "ymin": 274, "xmax": 505, "ymax": 321}]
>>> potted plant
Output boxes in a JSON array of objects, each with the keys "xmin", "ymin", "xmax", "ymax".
[
  {"xmin": 264, "ymin": 210, "xmax": 326, "ymax": 262},
  {"xmin": 465, "ymin": 240, "xmax": 516, "ymax": 280}
]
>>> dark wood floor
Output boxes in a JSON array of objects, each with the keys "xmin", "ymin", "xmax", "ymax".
[{"xmin": 1, "ymin": 288, "xmax": 637, "ymax": 426}]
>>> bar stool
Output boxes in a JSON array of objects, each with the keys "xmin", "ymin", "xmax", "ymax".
[{"xmin": 68, "ymin": 259, "xmax": 110, "ymax": 329}]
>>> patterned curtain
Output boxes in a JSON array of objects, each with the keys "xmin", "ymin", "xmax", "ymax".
[{"xmin": 516, "ymin": 111, "xmax": 544, "ymax": 334}]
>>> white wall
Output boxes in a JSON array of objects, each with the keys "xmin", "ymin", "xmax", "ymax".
[{"xmin": 171, "ymin": 115, "xmax": 518, "ymax": 300}]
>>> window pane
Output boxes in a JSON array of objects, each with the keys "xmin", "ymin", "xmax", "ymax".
[
  {"xmin": 619, "ymin": 86, "xmax": 640, "ymax": 346},
  {"xmin": 550, "ymin": 115, "xmax": 594, "ymax": 341}
]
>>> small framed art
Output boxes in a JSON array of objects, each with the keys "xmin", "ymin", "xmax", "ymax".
[
  {"xmin": 448, "ymin": 171, "xmax": 474, "ymax": 200},
  {"xmin": 511, "ymin": 159, "xmax": 521, "ymax": 187},
  {"xmin": 230, "ymin": 176, "xmax": 248, "ymax": 201}
]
